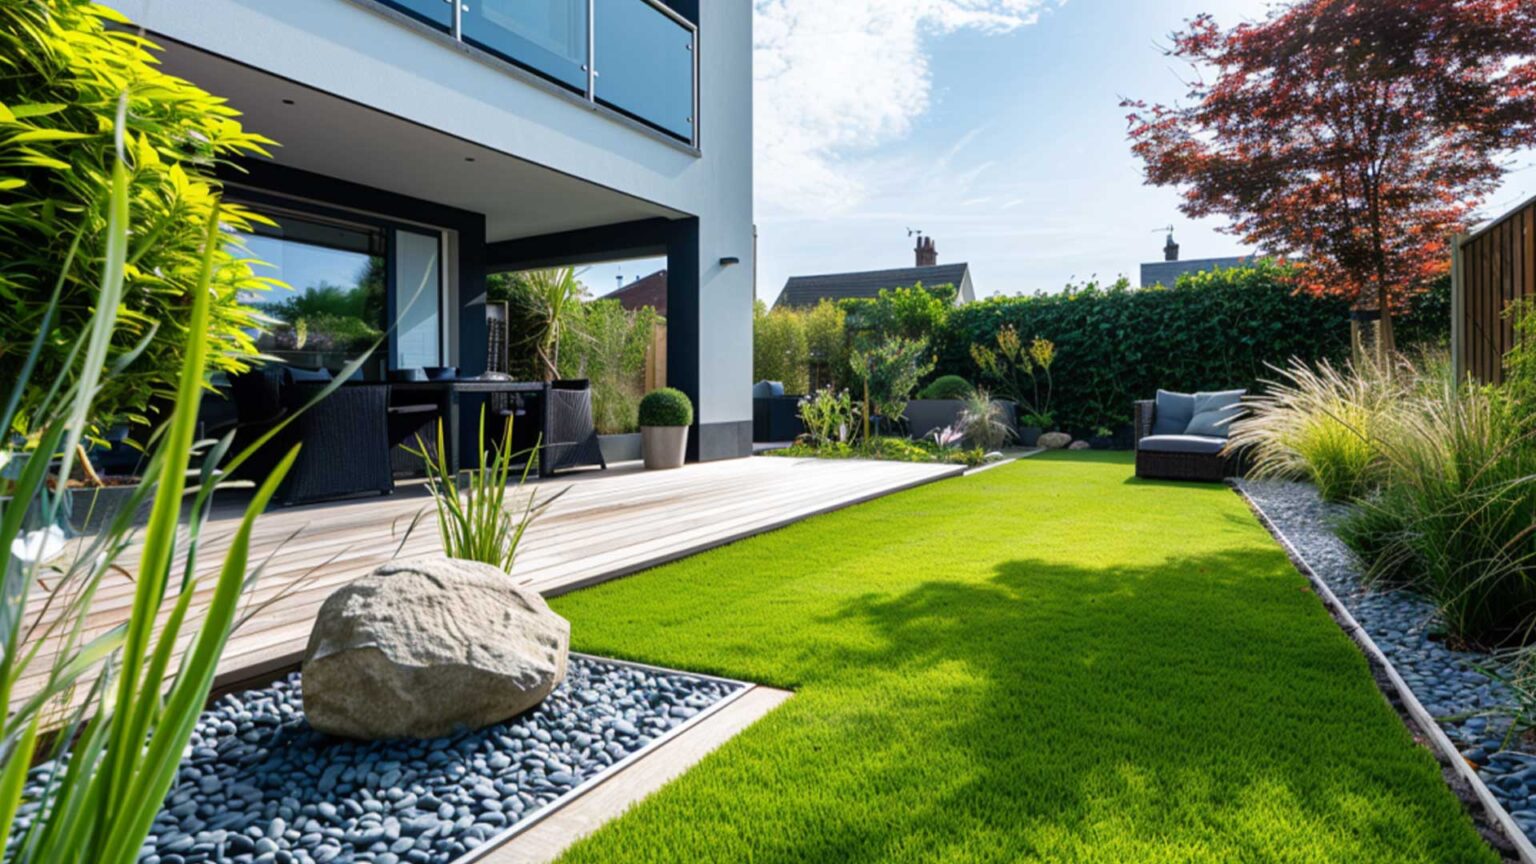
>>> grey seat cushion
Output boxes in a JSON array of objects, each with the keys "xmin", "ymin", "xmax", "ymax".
[
  {"xmin": 1185, "ymin": 389, "xmax": 1246, "ymax": 438},
  {"xmin": 1152, "ymin": 390, "xmax": 1196, "ymax": 436},
  {"xmin": 1137, "ymin": 434, "xmax": 1228, "ymax": 455}
]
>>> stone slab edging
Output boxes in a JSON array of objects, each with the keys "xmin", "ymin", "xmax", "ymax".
[
  {"xmin": 963, "ymin": 447, "xmax": 1044, "ymax": 476},
  {"xmin": 456, "ymin": 653, "xmax": 759, "ymax": 864},
  {"xmin": 1233, "ymin": 484, "xmax": 1536, "ymax": 863}
]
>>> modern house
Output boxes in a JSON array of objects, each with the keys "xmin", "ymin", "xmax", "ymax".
[
  {"xmin": 103, "ymin": 0, "xmax": 756, "ymax": 462},
  {"xmin": 1139, "ymin": 230, "xmax": 1255, "ymax": 288},
  {"xmin": 775, "ymin": 235, "xmax": 975, "ymax": 308}
]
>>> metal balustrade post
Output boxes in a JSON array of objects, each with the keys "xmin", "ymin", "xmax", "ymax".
[{"xmin": 586, "ymin": 0, "xmax": 597, "ymax": 102}]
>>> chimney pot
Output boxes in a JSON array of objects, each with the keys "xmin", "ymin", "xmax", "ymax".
[
  {"xmin": 915, "ymin": 235, "xmax": 938, "ymax": 267},
  {"xmin": 1163, "ymin": 230, "xmax": 1180, "ymax": 262}
]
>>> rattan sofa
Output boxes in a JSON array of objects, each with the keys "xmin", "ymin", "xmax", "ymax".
[{"xmin": 1133, "ymin": 390, "xmax": 1247, "ymax": 482}]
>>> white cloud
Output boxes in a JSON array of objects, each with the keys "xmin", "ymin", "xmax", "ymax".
[{"xmin": 753, "ymin": 0, "xmax": 1054, "ymax": 214}]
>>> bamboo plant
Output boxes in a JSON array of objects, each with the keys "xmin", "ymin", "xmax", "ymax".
[{"xmin": 0, "ymin": 110, "xmax": 366, "ymax": 864}]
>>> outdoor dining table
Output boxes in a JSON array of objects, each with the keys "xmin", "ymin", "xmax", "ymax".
[{"xmin": 388, "ymin": 379, "xmax": 554, "ymax": 478}]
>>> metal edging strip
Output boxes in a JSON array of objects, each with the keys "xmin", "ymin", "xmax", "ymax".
[
  {"xmin": 1233, "ymin": 484, "xmax": 1536, "ymax": 863},
  {"xmin": 453, "ymin": 653, "xmax": 757, "ymax": 863}
]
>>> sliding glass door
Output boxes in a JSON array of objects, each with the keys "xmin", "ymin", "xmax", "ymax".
[
  {"xmin": 237, "ymin": 213, "xmax": 387, "ymax": 372},
  {"xmin": 235, "ymin": 206, "xmax": 448, "ymax": 378}
]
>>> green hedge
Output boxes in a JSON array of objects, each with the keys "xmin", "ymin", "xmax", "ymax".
[{"xmin": 933, "ymin": 263, "xmax": 1355, "ymax": 433}]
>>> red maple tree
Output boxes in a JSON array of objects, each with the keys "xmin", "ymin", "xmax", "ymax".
[{"xmin": 1124, "ymin": 0, "xmax": 1536, "ymax": 335}]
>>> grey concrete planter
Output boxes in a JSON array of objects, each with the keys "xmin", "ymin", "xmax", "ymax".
[
  {"xmin": 903, "ymin": 400, "xmax": 965, "ymax": 439},
  {"xmin": 598, "ymin": 433, "xmax": 642, "ymax": 464},
  {"xmin": 905, "ymin": 399, "xmax": 1019, "ymax": 446},
  {"xmin": 66, "ymin": 483, "xmax": 152, "ymax": 536},
  {"xmin": 641, "ymin": 426, "xmax": 689, "ymax": 470}
]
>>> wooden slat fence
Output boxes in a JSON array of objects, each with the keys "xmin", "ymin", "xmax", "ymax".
[
  {"xmin": 1455, "ymin": 196, "xmax": 1536, "ymax": 384},
  {"xmin": 644, "ymin": 323, "xmax": 668, "ymax": 392}
]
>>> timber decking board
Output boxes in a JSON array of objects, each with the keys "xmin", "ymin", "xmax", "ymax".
[{"xmin": 18, "ymin": 457, "xmax": 959, "ymax": 711}]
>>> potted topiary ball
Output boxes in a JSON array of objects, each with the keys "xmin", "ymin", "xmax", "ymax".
[{"xmin": 639, "ymin": 388, "xmax": 694, "ymax": 470}]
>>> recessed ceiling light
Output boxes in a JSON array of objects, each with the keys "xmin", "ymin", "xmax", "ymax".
[
  {"xmin": 281, "ymin": 98, "xmax": 295, "ymax": 105},
  {"xmin": 465, "ymin": 156, "xmax": 476, "ymax": 162}
]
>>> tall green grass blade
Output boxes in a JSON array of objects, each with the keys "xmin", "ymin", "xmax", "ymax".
[
  {"xmin": 0, "ymin": 716, "xmax": 39, "ymax": 862},
  {"xmin": 100, "ymin": 444, "xmax": 299, "ymax": 864},
  {"xmin": 55, "ymin": 96, "xmax": 131, "ymax": 496},
  {"xmin": 101, "ymin": 194, "xmax": 222, "ymax": 817}
]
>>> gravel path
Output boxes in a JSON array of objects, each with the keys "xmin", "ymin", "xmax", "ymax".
[
  {"xmin": 1240, "ymin": 479, "xmax": 1536, "ymax": 839},
  {"xmin": 15, "ymin": 656, "xmax": 743, "ymax": 864}
]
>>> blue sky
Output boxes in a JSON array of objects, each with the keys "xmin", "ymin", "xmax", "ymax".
[{"xmin": 588, "ymin": 0, "xmax": 1536, "ymax": 304}]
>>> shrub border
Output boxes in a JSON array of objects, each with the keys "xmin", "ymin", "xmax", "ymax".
[{"xmin": 1234, "ymin": 484, "xmax": 1536, "ymax": 863}]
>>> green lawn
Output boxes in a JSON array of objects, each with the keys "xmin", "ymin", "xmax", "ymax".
[{"xmin": 548, "ymin": 452, "xmax": 1494, "ymax": 863}]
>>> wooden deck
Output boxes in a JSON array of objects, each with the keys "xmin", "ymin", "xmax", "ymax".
[{"xmin": 20, "ymin": 456, "xmax": 961, "ymax": 708}]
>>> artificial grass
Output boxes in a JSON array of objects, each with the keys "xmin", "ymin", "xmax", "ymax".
[{"xmin": 548, "ymin": 451, "xmax": 1495, "ymax": 863}]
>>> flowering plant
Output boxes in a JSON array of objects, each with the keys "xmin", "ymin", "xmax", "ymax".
[
  {"xmin": 971, "ymin": 327, "xmax": 1055, "ymax": 424},
  {"xmin": 798, "ymin": 388, "xmax": 858, "ymax": 446}
]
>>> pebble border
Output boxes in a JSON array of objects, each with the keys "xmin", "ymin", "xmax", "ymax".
[
  {"xmin": 14, "ymin": 655, "xmax": 749, "ymax": 864},
  {"xmin": 1237, "ymin": 479, "xmax": 1536, "ymax": 862}
]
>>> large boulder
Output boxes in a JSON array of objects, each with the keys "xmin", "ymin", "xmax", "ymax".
[
  {"xmin": 1037, "ymin": 432, "xmax": 1072, "ymax": 450},
  {"xmin": 302, "ymin": 558, "xmax": 570, "ymax": 740}
]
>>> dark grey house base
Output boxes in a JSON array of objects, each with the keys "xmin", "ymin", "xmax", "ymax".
[{"xmin": 697, "ymin": 421, "xmax": 753, "ymax": 462}]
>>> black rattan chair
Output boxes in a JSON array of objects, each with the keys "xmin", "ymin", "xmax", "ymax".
[
  {"xmin": 387, "ymin": 401, "xmax": 440, "ymax": 477},
  {"xmin": 544, "ymin": 380, "xmax": 606, "ymax": 474},
  {"xmin": 229, "ymin": 369, "xmax": 394, "ymax": 506},
  {"xmin": 1133, "ymin": 398, "xmax": 1246, "ymax": 482}
]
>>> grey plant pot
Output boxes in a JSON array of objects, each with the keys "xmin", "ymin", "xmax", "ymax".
[
  {"xmin": 641, "ymin": 426, "xmax": 689, "ymax": 470},
  {"xmin": 598, "ymin": 433, "xmax": 643, "ymax": 464},
  {"xmin": 67, "ymin": 483, "xmax": 152, "ymax": 536},
  {"xmin": 1018, "ymin": 427, "xmax": 1043, "ymax": 447}
]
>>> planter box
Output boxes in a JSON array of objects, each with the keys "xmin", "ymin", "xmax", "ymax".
[
  {"xmin": 905, "ymin": 399, "xmax": 1019, "ymax": 445},
  {"xmin": 598, "ymin": 433, "xmax": 642, "ymax": 464},
  {"xmin": 903, "ymin": 400, "xmax": 965, "ymax": 439},
  {"xmin": 67, "ymin": 483, "xmax": 152, "ymax": 535}
]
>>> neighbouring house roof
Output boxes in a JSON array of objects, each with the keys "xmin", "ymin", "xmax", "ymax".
[
  {"xmin": 1139, "ymin": 256, "xmax": 1255, "ymax": 288},
  {"xmin": 775, "ymin": 263, "xmax": 974, "ymax": 308},
  {"xmin": 605, "ymin": 269, "xmax": 667, "ymax": 315}
]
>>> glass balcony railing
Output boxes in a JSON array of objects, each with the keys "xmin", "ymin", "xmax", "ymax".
[
  {"xmin": 368, "ymin": 0, "xmax": 697, "ymax": 146},
  {"xmin": 594, "ymin": 0, "xmax": 695, "ymax": 141},
  {"xmin": 377, "ymin": 0, "xmax": 453, "ymax": 32},
  {"xmin": 463, "ymin": 0, "xmax": 590, "ymax": 92}
]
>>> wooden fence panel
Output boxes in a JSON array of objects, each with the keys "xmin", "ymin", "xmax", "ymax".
[
  {"xmin": 643, "ymin": 323, "xmax": 668, "ymax": 392},
  {"xmin": 1456, "ymin": 197, "xmax": 1536, "ymax": 383}
]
